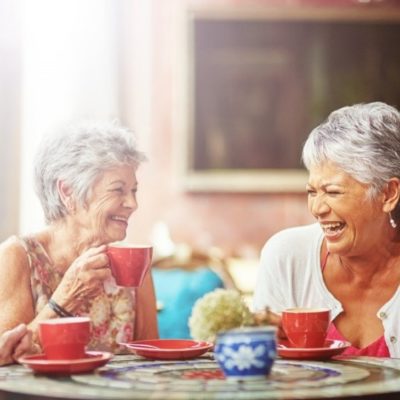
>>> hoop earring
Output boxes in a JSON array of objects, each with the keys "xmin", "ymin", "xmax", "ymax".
[{"xmin": 389, "ymin": 212, "xmax": 398, "ymax": 228}]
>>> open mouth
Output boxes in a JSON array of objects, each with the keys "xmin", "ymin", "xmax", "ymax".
[
  {"xmin": 110, "ymin": 215, "xmax": 129, "ymax": 226},
  {"xmin": 321, "ymin": 222, "xmax": 345, "ymax": 237}
]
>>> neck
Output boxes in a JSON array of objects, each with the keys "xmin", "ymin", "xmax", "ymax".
[
  {"xmin": 336, "ymin": 249, "xmax": 399, "ymax": 283},
  {"xmin": 38, "ymin": 220, "xmax": 103, "ymax": 273}
]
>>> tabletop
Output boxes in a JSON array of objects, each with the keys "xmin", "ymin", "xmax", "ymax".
[{"xmin": 2, "ymin": 354, "xmax": 400, "ymax": 400}]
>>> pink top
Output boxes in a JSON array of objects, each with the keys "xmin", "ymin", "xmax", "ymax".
[{"xmin": 322, "ymin": 252, "xmax": 390, "ymax": 357}]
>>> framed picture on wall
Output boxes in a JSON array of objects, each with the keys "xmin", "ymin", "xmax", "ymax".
[{"xmin": 179, "ymin": 4, "xmax": 400, "ymax": 192}]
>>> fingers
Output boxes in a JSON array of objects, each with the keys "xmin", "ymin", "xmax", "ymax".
[
  {"xmin": 12, "ymin": 329, "xmax": 33, "ymax": 360},
  {"xmin": 253, "ymin": 308, "xmax": 288, "ymax": 341},
  {"xmin": 254, "ymin": 308, "xmax": 281, "ymax": 326},
  {"xmin": 267, "ymin": 310, "xmax": 282, "ymax": 326},
  {"xmin": 0, "ymin": 324, "xmax": 28, "ymax": 366},
  {"xmin": 69, "ymin": 248, "xmax": 111, "ymax": 280},
  {"xmin": 83, "ymin": 244, "xmax": 108, "ymax": 256}
]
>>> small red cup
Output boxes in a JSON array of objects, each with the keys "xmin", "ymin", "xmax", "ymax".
[
  {"xmin": 39, "ymin": 317, "xmax": 91, "ymax": 360},
  {"xmin": 282, "ymin": 308, "xmax": 330, "ymax": 348},
  {"xmin": 107, "ymin": 244, "xmax": 153, "ymax": 287}
]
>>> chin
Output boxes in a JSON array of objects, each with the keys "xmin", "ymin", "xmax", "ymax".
[{"xmin": 107, "ymin": 230, "xmax": 127, "ymax": 243}]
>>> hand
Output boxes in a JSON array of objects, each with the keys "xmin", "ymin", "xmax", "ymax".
[
  {"xmin": 253, "ymin": 308, "xmax": 287, "ymax": 342},
  {"xmin": 0, "ymin": 324, "xmax": 32, "ymax": 365},
  {"xmin": 51, "ymin": 245, "xmax": 112, "ymax": 314}
]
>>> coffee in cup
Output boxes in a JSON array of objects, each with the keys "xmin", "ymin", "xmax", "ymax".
[
  {"xmin": 107, "ymin": 243, "xmax": 153, "ymax": 287},
  {"xmin": 281, "ymin": 308, "xmax": 330, "ymax": 348},
  {"xmin": 39, "ymin": 317, "xmax": 91, "ymax": 360}
]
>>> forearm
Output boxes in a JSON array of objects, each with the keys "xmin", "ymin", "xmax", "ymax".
[
  {"xmin": 134, "ymin": 273, "xmax": 159, "ymax": 340},
  {"xmin": 27, "ymin": 303, "xmax": 62, "ymax": 346}
]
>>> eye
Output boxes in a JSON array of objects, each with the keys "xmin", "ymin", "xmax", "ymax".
[
  {"xmin": 327, "ymin": 190, "xmax": 342, "ymax": 196},
  {"xmin": 112, "ymin": 187, "xmax": 124, "ymax": 193},
  {"xmin": 306, "ymin": 188, "xmax": 316, "ymax": 196}
]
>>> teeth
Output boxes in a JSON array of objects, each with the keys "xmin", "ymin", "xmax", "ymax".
[
  {"xmin": 322, "ymin": 222, "xmax": 344, "ymax": 233},
  {"xmin": 324, "ymin": 223, "xmax": 342, "ymax": 229},
  {"xmin": 111, "ymin": 216, "xmax": 127, "ymax": 222}
]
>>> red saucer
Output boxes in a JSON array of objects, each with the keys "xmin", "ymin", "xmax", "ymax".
[
  {"xmin": 119, "ymin": 339, "xmax": 214, "ymax": 360},
  {"xmin": 278, "ymin": 339, "xmax": 351, "ymax": 360},
  {"xmin": 18, "ymin": 351, "xmax": 112, "ymax": 374}
]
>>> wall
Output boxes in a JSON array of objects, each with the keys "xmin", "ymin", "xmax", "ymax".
[
  {"xmin": 0, "ymin": 0, "xmax": 21, "ymax": 240},
  {"xmin": 122, "ymin": 0, "xmax": 400, "ymax": 257},
  {"xmin": 122, "ymin": 0, "xmax": 320, "ymax": 257}
]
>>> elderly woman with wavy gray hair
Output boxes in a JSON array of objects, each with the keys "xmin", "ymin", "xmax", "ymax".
[
  {"xmin": 0, "ymin": 121, "xmax": 158, "ymax": 363},
  {"xmin": 254, "ymin": 101, "xmax": 400, "ymax": 357}
]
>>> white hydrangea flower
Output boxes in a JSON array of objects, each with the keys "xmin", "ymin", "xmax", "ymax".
[{"xmin": 189, "ymin": 289, "xmax": 255, "ymax": 342}]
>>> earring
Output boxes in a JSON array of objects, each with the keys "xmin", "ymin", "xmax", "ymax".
[
  {"xmin": 65, "ymin": 198, "xmax": 75, "ymax": 213},
  {"xmin": 389, "ymin": 212, "xmax": 398, "ymax": 228}
]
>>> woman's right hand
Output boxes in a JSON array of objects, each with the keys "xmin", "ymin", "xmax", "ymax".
[
  {"xmin": 50, "ymin": 245, "xmax": 112, "ymax": 314},
  {"xmin": 253, "ymin": 308, "xmax": 287, "ymax": 342}
]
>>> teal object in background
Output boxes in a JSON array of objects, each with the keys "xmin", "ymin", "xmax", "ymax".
[{"xmin": 152, "ymin": 267, "xmax": 224, "ymax": 339}]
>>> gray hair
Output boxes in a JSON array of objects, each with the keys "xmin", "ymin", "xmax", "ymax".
[
  {"xmin": 34, "ymin": 121, "xmax": 146, "ymax": 223},
  {"xmin": 302, "ymin": 102, "xmax": 400, "ymax": 199}
]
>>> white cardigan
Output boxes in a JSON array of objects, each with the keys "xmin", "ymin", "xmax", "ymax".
[{"xmin": 253, "ymin": 223, "xmax": 400, "ymax": 357}]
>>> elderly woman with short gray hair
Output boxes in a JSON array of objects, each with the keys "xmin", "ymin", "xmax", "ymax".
[
  {"xmin": 254, "ymin": 102, "xmax": 400, "ymax": 357},
  {"xmin": 0, "ymin": 121, "xmax": 158, "ymax": 359}
]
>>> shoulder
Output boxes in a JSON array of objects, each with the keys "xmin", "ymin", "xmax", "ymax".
[
  {"xmin": 259, "ymin": 223, "xmax": 323, "ymax": 272},
  {"xmin": 0, "ymin": 236, "xmax": 30, "ymax": 277},
  {"xmin": 261, "ymin": 223, "xmax": 322, "ymax": 255}
]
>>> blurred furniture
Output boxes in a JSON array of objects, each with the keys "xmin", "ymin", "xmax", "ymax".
[
  {"xmin": 225, "ymin": 257, "xmax": 259, "ymax": 310},
  {"xmin": 151, "ymin": 247, "xmax": 237, "ymax": 339}
]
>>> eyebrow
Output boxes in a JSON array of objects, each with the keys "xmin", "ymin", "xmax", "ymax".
[
  {"xmin": 306, "ymin": 182, "xmax": 343, "ymax": 189},
  {"xmin": 108, "ymin": 180, "xmax": 126, "ymax": 185}
]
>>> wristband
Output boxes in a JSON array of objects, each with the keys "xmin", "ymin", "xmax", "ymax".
[{"xmin": 48, "ymin": 299, "xmax": 74, "ymax": 318}]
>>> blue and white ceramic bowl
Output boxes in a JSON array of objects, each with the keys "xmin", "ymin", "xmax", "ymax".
[{"xmin": 214, "ymin": 326, "xmax": 277, "ymax": 379}]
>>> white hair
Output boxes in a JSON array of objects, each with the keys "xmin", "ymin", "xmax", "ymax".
[
  {"xmin": 302, "ymin": 102, "xmax": 400, "ymax": 200},
  {"xmin": 34, "ymin": 120, "xmax": 146, "ymax": 223}
]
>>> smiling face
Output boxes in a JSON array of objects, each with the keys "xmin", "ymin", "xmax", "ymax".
[
  {"xmin": 74, "ymin": 165, "xmax": 138, "ymax": 244},
  {"xmin": 306, "ymin": 161, "xmax": 388, "ymax": 257}
]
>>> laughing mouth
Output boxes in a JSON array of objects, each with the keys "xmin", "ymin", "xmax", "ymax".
[
  {"xmin": 111, "ymin": 215, "xmax": 129, "ymax": 223},
  {"xmin": 321, "ymin": 222, "xmax": 345, "ymax": 235}
]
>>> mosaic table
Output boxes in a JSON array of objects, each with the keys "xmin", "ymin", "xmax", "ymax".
[{"xmin": 1, "ymin": 354, "xmax": 400, "ymax": 399}]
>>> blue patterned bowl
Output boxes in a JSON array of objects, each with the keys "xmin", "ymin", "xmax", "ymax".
[{"xmin": 214, "ymin": 326, "xmax": 277, "ymax": 379}]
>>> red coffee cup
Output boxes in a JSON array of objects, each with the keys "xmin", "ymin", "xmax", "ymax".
[
  {"xmin": 107, "ymin": 243, "xmax": 153, "ymax": 287},
  {"xmin": 39, "ymin": 317, "xmax": 91, "ymax": 360},
  {"xmin": 282, "ymin": 308, "xmax": 330, "ymax": 348}
]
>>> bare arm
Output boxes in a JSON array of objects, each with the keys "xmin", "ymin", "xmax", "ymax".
[
  {"xmin": 134, "ymin": 271, "xmax": 158, "ymax": 340},
  {"xmin": 0, "ymin": 238, "xmax": 112, "ymax": 346},
  {"xmin": 28, "ymin": 245, "xmax": 112, "ymax": 339},
  {"xmin": 0, "ymin": 237, "xmax": 35, "ymax": 333}
]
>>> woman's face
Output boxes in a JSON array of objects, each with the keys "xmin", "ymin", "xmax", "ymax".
[
  {"xmin": 306, "ymin": 161, "xmax": 386, "ymax": 257},
  {"xmin": 76, "ymin": 165, "xmax": 138, "ymax": 244}
]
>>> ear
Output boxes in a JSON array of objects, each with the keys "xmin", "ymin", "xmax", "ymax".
[
  {"xmin": 57, "ymin": 180, "xmax": 76, "ymax": 212},
  {"xmin": 382, "ymin": 177, "xmax": 400, "ymax": 213}
]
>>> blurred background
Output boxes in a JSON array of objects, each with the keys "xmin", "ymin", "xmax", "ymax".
[{"xmin": 1, "ymin": 0, "xmax": 400, "ymax": 336}]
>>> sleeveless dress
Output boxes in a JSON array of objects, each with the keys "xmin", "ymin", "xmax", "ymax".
[
  {"xmin": 19, "ymin": 236, "xmax": 136, "ymax": 352},
  {"xmin": 322, "ymin": 252, "xmax": 390, "ymax": 357}
]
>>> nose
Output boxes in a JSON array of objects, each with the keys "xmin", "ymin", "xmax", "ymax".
[
  {"xmin": 309, "ymin": 193, "xmax": 330, "ymax": 218},
  {"xmin": 123, "ymin": 191, "xmax": 138, "ymax": 211}
]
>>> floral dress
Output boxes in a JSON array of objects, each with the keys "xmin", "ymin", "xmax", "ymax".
[{"xmin": 19, "ymin": 236, "xmax": 135, "ymax": 352}]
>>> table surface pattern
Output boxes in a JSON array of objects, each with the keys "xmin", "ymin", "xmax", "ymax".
[{"xmin": 1, "ymin": 354, "xmax": 400, "ymax": 399}]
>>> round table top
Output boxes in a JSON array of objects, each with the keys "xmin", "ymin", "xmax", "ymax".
[{"xmin": 2, "ymin": 353, "xmax": 400, "ymax": 399}]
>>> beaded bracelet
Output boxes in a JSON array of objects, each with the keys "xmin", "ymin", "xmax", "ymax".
[{"xmin": 48, "ymin": 299, "xmax": 74, "ymax": 318}]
